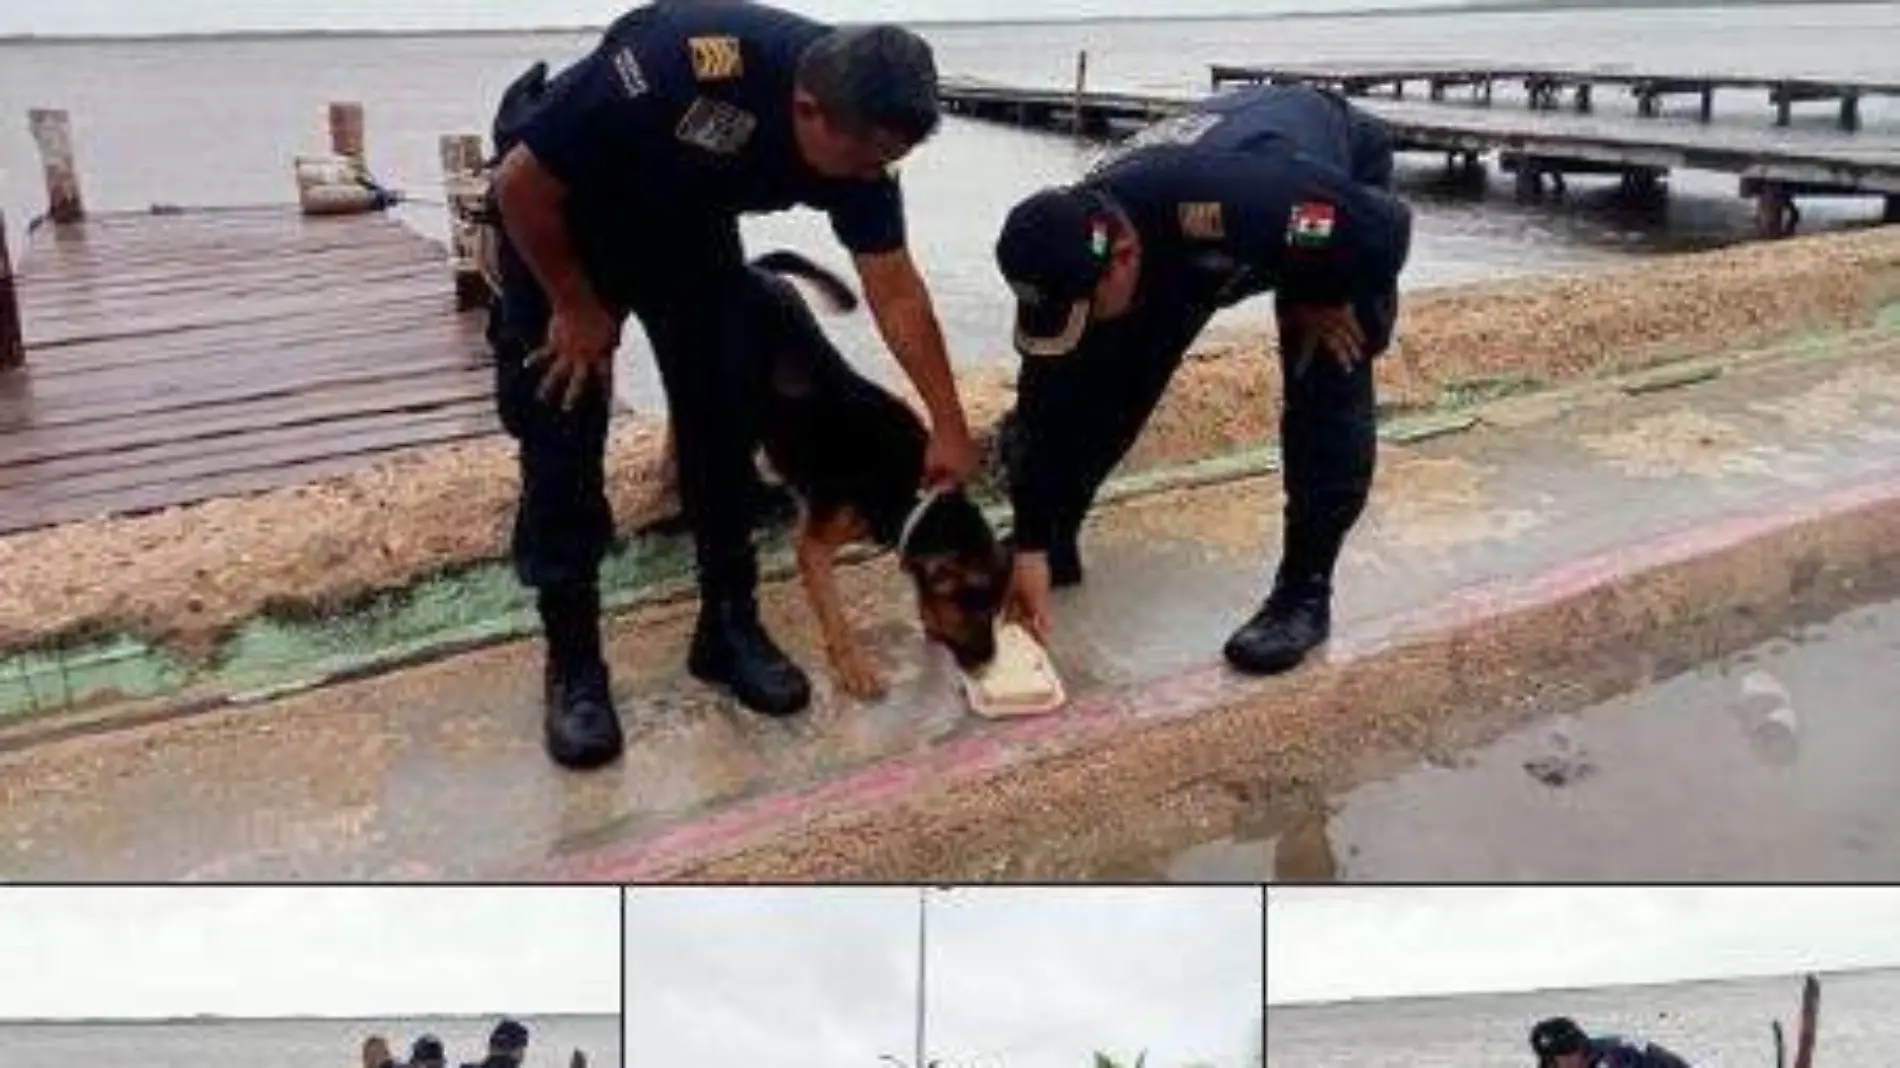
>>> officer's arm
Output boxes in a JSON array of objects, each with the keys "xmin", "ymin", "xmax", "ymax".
[
  {"xmin": 832, "ymin": 177, "xmax": 973, "ymax": 451},
  {"xmin": 1005, "ymin": 344, "xmax": 1097, "ymax": 553},
  {"xmin": 1224, "ymin": 149, "xmax": 1412, "ymax": 305},
  {"xmin": 495, "ymin": 44, "xmax": 665, "ymax": 312},
  {"xmin": 495, "ymin": 147, "xmax": 598, "ymax": 313},
  {"xmin": 856, "ymin": 249, "xmax": 970, "ymax": 444}
]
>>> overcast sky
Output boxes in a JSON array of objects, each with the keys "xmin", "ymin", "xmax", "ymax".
[
  {"xmin": 625, "ymin": 887, "xmax": 1263, "ymax": 1068},
  {"xmin": 0, "ymin": 0, "xmax": 1438, "ymax": 37},
  {"xmin": 0, "ymin": 888, "xmax": 621, "ymax": 1020},
  {"xmin": 1267, "ymin": 887, "xmax": 1900, "ymax": 1007}
]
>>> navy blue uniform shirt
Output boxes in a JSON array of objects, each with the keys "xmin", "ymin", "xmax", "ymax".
[
  {"xmin": 1588, "ymin": 1036, "xmax": 1693, "ymax": 1068},
  {"xmin": 1085, "ymin": 84, "xmax": 1410, "ymax": 309},
  {"xmin": 514, "ymin": 0, "xmax": 906, "ymax": 255}
]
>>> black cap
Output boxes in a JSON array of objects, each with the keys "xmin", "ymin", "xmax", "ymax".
[
  {"xmin": 1531, "ymin": 1018, "xmax": 1589, "ymax": 1059},
  {"xmin": 490, "ymin": 1020, "xmax": 530, "ymax": 1052},
  {"xmin": 994, "ymin": 186, "xmax": 1116, "ymax": 359},
  {"xmin": 411, "ymin": 1036, "xmax": 446, "ymax": 1063}
]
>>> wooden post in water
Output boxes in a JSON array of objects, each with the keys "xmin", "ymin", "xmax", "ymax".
[
  {"xmin": 439, "ymin": 133, "xmax": 491, "ymax": 311},
  {"xmin": 329, "ymin": 101, "xmax": 367, "ymax": 169},
  {"xmin": 1840, "ymin": 90, "xmax": 1862, "ymax": 132},
  {"xmin": 1072, "ymin": 50, "xmax": 1089, "ymax": 138},
  {"xmin": 1792, "ymin": 974, "xmax": 1820, "ymax": 1068},
  {"xmin": 0, "ymin": 209, "xmax": 22, "ymax": 371},
  {"xmin": 27, "ymin": 108, "xmax": 85, "ymax": 224}
]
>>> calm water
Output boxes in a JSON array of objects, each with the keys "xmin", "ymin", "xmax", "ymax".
[
  {"xmin": 1267, "ymin": 968, "xmax": 1900, "ymax": 1068},
  {"xmin": 3, "ymin": 4, "xmax": 1899, "ymax": 403},
  {"xmin": 0, "ymin": 1015, "xmax": 623, "ymax": 1068}
]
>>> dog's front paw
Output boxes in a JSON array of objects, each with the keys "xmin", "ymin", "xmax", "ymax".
[{"xmin": 831, "ymin": 649, "xmax": 888, "ymax": 702}]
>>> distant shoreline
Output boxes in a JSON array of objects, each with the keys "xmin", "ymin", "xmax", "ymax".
[
  {"xmin": 0, "ymin": 0, "xmax": 1890, "ymax": 46},
  {"xmin": 0, "ymin": 1012, "xmax": 615, "ymax": 1028},
  {"xmin": 1267, "ymin": 962, "xmax": 1900, "ymax": 1011}
]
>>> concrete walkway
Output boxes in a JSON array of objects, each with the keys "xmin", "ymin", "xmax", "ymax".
[{"xmin": 5, "ymin": 322, "xmax": 1900, "ymax": 881}]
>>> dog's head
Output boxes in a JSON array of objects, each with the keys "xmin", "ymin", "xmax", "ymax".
[{"xmin": 896, "ymin": 488, "xmax": 1011, "ymax": 672}]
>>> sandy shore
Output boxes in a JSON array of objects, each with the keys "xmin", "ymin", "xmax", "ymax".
[{"xmin": 3, "ymin": 224, "xmax": 1898, "ymax": 658}]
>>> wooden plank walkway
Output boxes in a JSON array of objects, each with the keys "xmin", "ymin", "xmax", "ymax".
[
  {"xmin": 0, "ymin": 207, "xmax": 498, "ymax": 534},
  {"xmin": 939, "ymin": 78, "xmax": 1900, "ymax": 195},
  {"xmin": 1207, "ymin": 62, "xmax": 1900, "ymax": 130}
]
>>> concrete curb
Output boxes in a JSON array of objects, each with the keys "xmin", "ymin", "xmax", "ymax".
[{"xmin": 532, "ymin": 469, "xmax": 1900, "ymax": 882}]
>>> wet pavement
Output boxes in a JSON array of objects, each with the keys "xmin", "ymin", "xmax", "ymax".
[
  {"xmin": 4, "ymin": 324, "xmax": 1900, "ymax": 880},
  {"xmin": 1178, "ymin": 595, "xmax": 1900, "ymax": 883}
]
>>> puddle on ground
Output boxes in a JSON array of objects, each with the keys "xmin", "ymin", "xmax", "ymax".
[{"xmin": 1119, "ymin": 596, "xmax": 1900, "ymax": 883}]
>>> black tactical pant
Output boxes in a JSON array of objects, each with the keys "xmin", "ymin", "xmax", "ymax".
[
  {"xmin": 487, "ymin": 68, "xmax": 765, "ymax": 603},
  {"xmin": 1012, "ymin": 284, "xmax": 1393, "ymax": 596}
]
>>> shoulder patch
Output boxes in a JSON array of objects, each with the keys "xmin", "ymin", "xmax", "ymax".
[
  {"xmin": 611, "ymin": 46, "xmax": 648, "ymax": 98},
  {"xmin": 1178, "ymin": 201, "xmax": 1225, "ymax": 241},
  {"xmin": 676, "ymin": 96, "xmax": 757, "ymax": 155},
  {"xmin": 1287, "ymin": 201, "xmax": 1337, "ymax": 247},
  {"xmin": 687, "ymin": 35, "xmax": 744, "ymax": 81}
]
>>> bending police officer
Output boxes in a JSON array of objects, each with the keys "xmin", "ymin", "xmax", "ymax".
[
  {"xmin": 992, "ymin": 83, "xmax": 1412, "ymax": 675},
  {"xmin": 1531, "ymin": 1017, "xmax": 1696, "ymax": 1068}
]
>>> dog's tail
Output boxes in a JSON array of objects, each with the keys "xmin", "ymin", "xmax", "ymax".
[{"xmin": 751, "ymin": 249, "xmax": 860, "ymax": 314}]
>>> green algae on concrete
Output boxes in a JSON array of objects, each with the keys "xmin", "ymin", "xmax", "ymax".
[{"xmin": 0, "ymin": 636, "xmax": 193, "ymax": 719}]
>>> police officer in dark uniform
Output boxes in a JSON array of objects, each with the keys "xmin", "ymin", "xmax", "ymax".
[
  {"xmin": 488, "ymin": 1, "xmax": 979, "ymax": 769},
  {"xmin": 409, "ymin": 1035, "xmax": 448, "ymax": 1068},
  {"xmin": 463, "ymin": 1019, "xmax": 530, "ymax": 1068},
  {"xmin": 1531, "ymin": 1017, "xmax": 1695, "ymax": 1068},
  {"xmin": 991, "ymin": 83, "xmax": 1412, "ymax": 676}
]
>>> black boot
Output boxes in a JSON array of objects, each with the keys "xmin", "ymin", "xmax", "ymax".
[
  {"xmin": 538, "ymin": 586, "xmax": 625, "ymax": 770},
  {"xmin": 688, "ymin": 593, "xmax": 812, "ymax": 717},
  {"xmin": 1223, "ymin": 583, "xmax": 1332, "ymax": 677}
]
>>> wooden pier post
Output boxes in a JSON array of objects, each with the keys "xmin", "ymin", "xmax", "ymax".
[
  {"xmin": 0, "ymin": 209, "xmax": 22, "ymax": 371},
  {"xmin": 329, "ymin": 101, "xmax": 367, "ymax": 168},
  {"xmin": 1792, "ymin": 974, "xmax": 1819, "ymax": 1068},
  {"xmin": 1884, "ymin": 194, "xmax": 1900, "ymax": 224},
  {"xmin": 1072, "ymin": 50, "xmax": 1089, "ymax": 138},
  {"xmin": 1699, "ymin": 84, "xmax": 1715, "ymax": 122},
  {"xmin": 439, "ymin": 133, "xmax": 491, "ymax": 311},
  {"xmin": 27, "ymin": 108, "xmax": 85, "ymax": 224},
  {"xmin": 1840, "ymin": 90, "xmax": 1862, "ymax": 132},
  {"xmin": 1773, "ymin": 83, "xmax": 1794, "ymax": 127}
]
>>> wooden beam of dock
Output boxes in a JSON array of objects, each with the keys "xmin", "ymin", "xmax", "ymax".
[
  {"xmin": 1209, "ymin": 62, "xmax": 1900, "ymax": 130},
  {"xmin": 939, "ymin": 79, "xmax": 1900, "ymax": 195},
  {"xmin": 0, "ymin": 208, "xmax": 498, "ymax": 534}
]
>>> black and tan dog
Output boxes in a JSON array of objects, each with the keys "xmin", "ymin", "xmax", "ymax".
[{"xmin": 721, "ymin": 248, "xmax": 1010, "ymax": 699}]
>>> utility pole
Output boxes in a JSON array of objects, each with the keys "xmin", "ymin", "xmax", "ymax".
[{"xmin": 915, "ymin": 887, "xmax": 930, "ymax": 1068}]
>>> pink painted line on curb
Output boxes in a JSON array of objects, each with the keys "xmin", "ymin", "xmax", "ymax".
[{"xmin": 532, "ymin": 471, "xmax": 1900, "ymax": 882}]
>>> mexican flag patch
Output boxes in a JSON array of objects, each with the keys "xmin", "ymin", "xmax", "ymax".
[{"xmin": 1287, "ymin": 201, "xmax": 1337, "ymax": 248}]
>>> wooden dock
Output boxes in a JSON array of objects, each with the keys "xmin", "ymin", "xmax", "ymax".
[
  {"xmin": 0, "ymin": 208, "xmax": 497, "ymax": 535},
  {"xmin": 0, "ymin": 103, "xmax": 504, "ymax": 536},
  {"xmin": 1207, "ymin": 62, "xmax": 1900, "ymax": 131},
  {"xmin": 939, "ymin": 76, "xmax": 1900, "ymax": 234}
]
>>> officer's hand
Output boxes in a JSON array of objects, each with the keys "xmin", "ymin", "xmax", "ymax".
[
  {"xmin": 529, "ymin": 296, "xmax": 620, "ymax": 412},
  {"xmin": 1284, "ymin": 302, "xmax": 1367, "ymax": 374},
  {"xmin": 1005, "ymin": 551, "xmax": 1055, "ymax": 644},
  {"xmin": 923, "ymin": 421, "xmax": 980, "ymax": 489}
]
